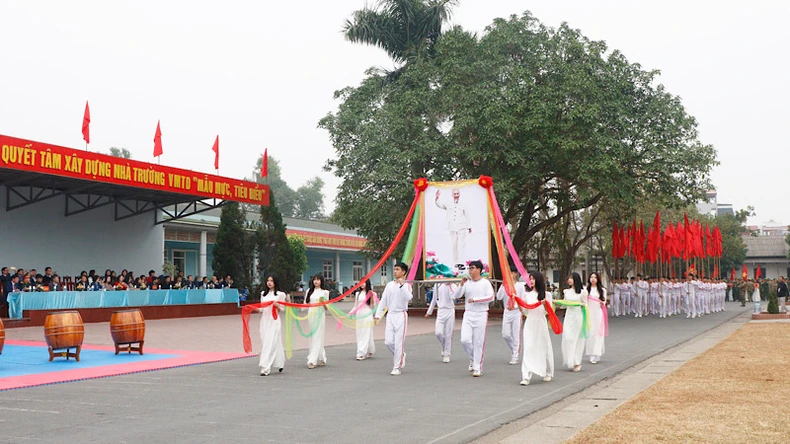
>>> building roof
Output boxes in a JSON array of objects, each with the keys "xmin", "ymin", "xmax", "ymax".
[{"xmin": 744, "ymin": 235, "xmax": 790, "ymax": 258}]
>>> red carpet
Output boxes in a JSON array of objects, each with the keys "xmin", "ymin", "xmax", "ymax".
[{"xmin": 0, "ymin": 340, "xmax": 251, "ymax": 391}]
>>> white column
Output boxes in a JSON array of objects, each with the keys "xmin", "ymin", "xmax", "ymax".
[
  {"xmin": 366, "ymin": 258, "xmax": 371, "ymax": 279},
  {"xmin": 335, "ymin": 251, "xmax": 341, "ymax": 286},
  {"xmin": 199, "ymin": 231, "xmax": 207, "ymax": 277}
]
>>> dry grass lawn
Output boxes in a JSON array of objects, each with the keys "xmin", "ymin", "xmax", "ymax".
[{"xmin": 568, "ymin": 322, "xmax": 790, "ymax": 443}]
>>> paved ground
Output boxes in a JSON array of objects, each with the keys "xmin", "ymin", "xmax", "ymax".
[{"xmin": 0, "ymin": 303, "xmax": 748, "ymax": 443}]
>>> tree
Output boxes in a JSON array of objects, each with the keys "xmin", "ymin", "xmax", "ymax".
[
  {"xmin": 344, "ymin": 0, "xmax": 458, "ymax": 72},
  {"xmin": 321, "ymin": 12, "xmax": 717, "ymax": 259},
  {"xmin": 288, "ymin": 236, "xmax": 309, "ymax": 283},
  {"xmin": 708, "ymin": 207, "xmax": 753, "ymax": 276},
  {"xmin": 247, "ymin": 156, "xmax": 325, "ymax": 220},
  {"xmin": 108, "ymin": 147, "xmax": 132, "ymax": 159},
  {"xmin": 256, "ymin": 193, "xmax": 302, "ymax": 293},
  {"xmin": 212, "ymin": 202, "xmax": 256, "ymax": 290}
]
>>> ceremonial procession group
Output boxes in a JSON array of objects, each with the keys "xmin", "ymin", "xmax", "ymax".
[
  {"xmin": 607, "ymin": 275, "xmax": 728, "ymax": 319},
  {"xmin": 250, "ymin": 260, "xmax": 612, "ymax": 387}
]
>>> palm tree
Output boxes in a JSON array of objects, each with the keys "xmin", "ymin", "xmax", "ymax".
[{"xmin": 343, "ymin": 0, "xmax": 457, "ymax": 67}]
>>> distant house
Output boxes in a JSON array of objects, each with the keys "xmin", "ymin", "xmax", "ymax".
[{"xmin": 743, "ymin": 235, "xmax": 790, "ymax": 279}]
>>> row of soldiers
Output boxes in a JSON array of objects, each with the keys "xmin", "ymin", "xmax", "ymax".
[{"xmin": 606, "ymin": 274, "xmax": 727, "ymax": 319}]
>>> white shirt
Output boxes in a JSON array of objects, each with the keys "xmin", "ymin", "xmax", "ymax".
[
  {"xmin": 426, "ymin": 282, "xmax": 458, "ymax": 315},
  {"xmin": 375, "ymin": 280, "xmax": 413, "ymax": 317},
  {"xmin": 454, "ymin": 278, "xmax": 495, "ymax": 313},
  {"xmin": 496, "ymin": 281, "xmax": 526, "ymax": 311}
]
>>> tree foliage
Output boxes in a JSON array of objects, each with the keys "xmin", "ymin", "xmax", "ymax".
[
  {"xmin": 321, "ymin": 12, "xmax": 718, "ymax": 260},
  {"xmin": 248, "ymin": 156, "xmax": 325, "ymax": 220},
  {"xmin": 108, "ymin": 147, "xmax": 132, "ymax": 159},
  {"xmin": 343, "ymin": 0, "xmax": 458, "ymax": 68},
  {"xmin": 256, "ymin": 193, "xmax": 301, "ymax": 293},
  {"xmin": 212, "ymin": 202, "xmax": 255, "ymax": 290}
]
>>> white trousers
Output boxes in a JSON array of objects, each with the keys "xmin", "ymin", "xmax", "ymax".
[
  {"xmin": 501, "ymin": 309, "xmax": 521, "ymax": 359},
  {"xmin": 435, "ymin": 308, "xmax": 455, "ymax": 357},
  {"xmin": 384, "ymin": 311, "xmax": 408, "ymax": 370},
  {"xmin": 461, "ymin": 311, "xmax": 488, "ymax": 372},
  {"xmin": 449, "ymin": 230, "xmax": 467, "ymax": 265},
  {"xmin": 611, "ymin": 292, "xmax": 621, "ymax": 316}
]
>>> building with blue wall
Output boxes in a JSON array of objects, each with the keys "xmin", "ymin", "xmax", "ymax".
[{"xmin": 163, "ymin": 209, "xmax": 393, "ymax": 289}]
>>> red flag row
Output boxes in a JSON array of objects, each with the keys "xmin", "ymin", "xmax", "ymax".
[
  {"xmin": 612, "ymin": 212, "xmax": 723, "ymax": 263},
  {"xmin": 80, "ymin": 101, "xmax": 272, "ymax": 174}
]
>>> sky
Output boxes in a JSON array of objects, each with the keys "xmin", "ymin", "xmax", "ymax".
[{"xmin": 1, "ymin": 0, "xmax": 787, "ymax": 226}]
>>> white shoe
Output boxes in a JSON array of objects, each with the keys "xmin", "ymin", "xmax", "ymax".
[
  {"xmin": 442, "ymin": 356, "xmax": 450, "ymax": 363},
  {"xmin": 356, "ymin": 356, "xmax": 364, "ymax": 361},
  {"xmin": 508, "ymin": 358, "xmax": 518, "ymax": 365},
  {"xmin": 520, "ymin": 379, "xmax": 530, "ymax": 386},
  {"xmin": 390, "ymin": 368, "xmax": 401, "ymax": 376},
  {"xmin": 472, "ymin": 371, "xmax": 482, "ymax": 377},
  {"xmin": 468, "ymin": 362, "xmax": 474, "ymax": 372},
  {"xmin": 543, "ymin": 376, "xmax": 552, "ymax": 382}
]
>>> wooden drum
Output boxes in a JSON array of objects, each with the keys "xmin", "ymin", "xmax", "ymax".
[
  {"xmin": 110, "ymin": 309, "xmax": 145, "ymax": 355},
  {"xmin": 0, "ymin": 317, "xmax": 5, "ymax": 355},
  {"xmin": 44, "ymin": 311, "xmax": 84, "ymax": 362}
]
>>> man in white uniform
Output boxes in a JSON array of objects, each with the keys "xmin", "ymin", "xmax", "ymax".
[
  {"xmin": 495, "ymin": 266, "xmax": 526, "ymax": 365},
  {"xmin": 454, "ymin": 260, "xmax": 494, "ymax": 377},
  {"xmin": 435, "ymin": 188, "xmax": 471, "ymax": 268},
  {"xmin": 425, "ymin": 281, "xmax": 458, "ymax": 363},
  {"xmin": 375, "ymin": 262, "xmax": 413, "ymax": 376},
  {"xmin": 636, "ymin": 274, "xmax": 649, "ymax": 318}
]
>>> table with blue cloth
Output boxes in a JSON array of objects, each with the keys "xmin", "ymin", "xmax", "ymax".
[{"xmin": 6, "ymin": 289, "xmax": 240, "ymax": 319}]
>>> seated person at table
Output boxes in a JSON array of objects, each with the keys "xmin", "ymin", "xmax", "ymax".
[
  {"xmin": 90, "ymin": 278, "xmax": 104, "ymax": 291},
  {"xmin": 76, "ymin": 275, "xmax": 89, "ymax": 291},
  {"xmin": 10, "ymin": 275, "xmax": 22, "ymax": 292},
  {"xmin": 211, "ymin": 276, "xmax": 221, "ymax": 288},
  {"xmin": 184, "ymin": 275, "xmax": 196, "ymax": 289},
  {"xmin": 20, "ymin": 274, "xmax": 35, "ymax": 292},
  {"xmin": 135, "ymin": 277, "xmax": 147, "ymax": 290},
  {"xmin": 146, "ymin": 270, "xmax": 157, "ymax": 285},
  {"xmin": 172, "ymin": 276, "xmax": 184, "ymax": 289},
  {"xmin": 202, "ymin": 277, "xmax": 213, "ymax": 289},
  {"xmin": 159, "ymin": 276, "xmax": 173, "ymax": 290},
  {"xmin": 48, "ymin": 275, "xmax": 63, "ymax": 292}
]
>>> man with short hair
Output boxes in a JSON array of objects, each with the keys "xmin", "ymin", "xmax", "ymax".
[
  {"xmin": 375, "ymin": 262, "xmax": 413, "ymax": 376},
  {"xmin": 777, "ymin": 277, "xmax": 788, "ymax": 313},
  {"xmin": 454, "ymin": 260, "xmax": 495, "ymax": 377},
  {"xmin": 42, "ymin": 267, "xmax": 54, "ymax": 286}
]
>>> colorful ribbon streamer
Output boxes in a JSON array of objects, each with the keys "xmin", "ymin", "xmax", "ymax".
[
  {"xmin": 514, "ymin": 298, "xmax": 563, "ymax": 335},
  {"xmin": 552, "ymin": 299, "xmax": 590, "ymax": 338},
  {"xmin": 587, "ymin": 296, "xmax": 609, "ymax": 337},
  {"xmin": 242, "ymin": 186, "xmax": 424, "ymax": 353}
]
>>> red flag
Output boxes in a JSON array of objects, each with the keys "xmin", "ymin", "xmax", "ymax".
[
  {"xmin": 153, "ymin": 121, "xmax": 163, "ymax": 157},
  {"xmin": 82, "ymin": 101, "xmax": 90, "ymax": 144},
  {"xmin": 730, "ymin": 267, "xmax": 735, "ymax": 281},
  {"xmin": 212, "ymin": 135, "xmax": 219, "ymax": 170},
  {"xmin": 755, "ymin": 266, "xmax": 761, "ymax": 280},
  {"xmin": 742, "ymin": 264, "xmax": 748, "ymax": 280},
  {"xmin": 705, "ymin": 223, "xmax": 715, "ymax": 257},
  {"xmin": 620, "ymin": 226, "xmax": 628, "ymax": 258},
  {"xmin": 262, "ymin": 148, "xmax": 268, "ymax": 177},
  {"xmin": 638, "ymin": 221, "xmax": 646, "ymax": 263},
  {"xmin": 683, "ymin": 214, "xmax": 691, "ymax": 261},
  {"xmin": 713, "ymin": 264, "xmax": 719, "ymax": 279}
]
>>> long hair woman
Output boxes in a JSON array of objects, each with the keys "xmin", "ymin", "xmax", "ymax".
[
  {"xmin": 305, "ymin": 274, "xmax": 329, "ymax": 369},
  {"xmin": 561, "ymin": 272, "xmax": 588, "ymax": 372},
  {"xmin": 520, "ymin": 271, "xmax": 555, "ymax": 385},
  {"xmin": 354, "ymin": 279, "xmax": 377, "ymax": 360},
  {"xmin": 258, "ymin": 274, "xmax": 287, "ymax": 376},
  {"xmin": 585, "ymin": 272, "xmax": 607, "ymax": 364}
]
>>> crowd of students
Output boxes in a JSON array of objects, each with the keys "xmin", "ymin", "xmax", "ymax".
[{"xmin": 0, "ymin": 266, "xmax": 235, "ymax": 306}]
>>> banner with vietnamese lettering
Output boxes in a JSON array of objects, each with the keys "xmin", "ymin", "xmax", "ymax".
[{"xmin": 0, "ymin": 134, "xmax": 269, "ymax": 206}]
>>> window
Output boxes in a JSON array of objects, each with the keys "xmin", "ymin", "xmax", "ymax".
[
  {"xmin": 322, "ymin": 259, "xmax": 334, "ymax": 281},
  {"xmin": 172, "ymin": 251, "xmax": 186, "ymax": 274},
  {"xmin": 552, "ymin": 270, "xmax": 560, "ymax": 285},
  {"xmin": 353, "ymin": 261, "xmax": 364, "ymax": 281},
  {"xmin": 380, "ymin": 265, "xmax": 388, "ymax": 278}
]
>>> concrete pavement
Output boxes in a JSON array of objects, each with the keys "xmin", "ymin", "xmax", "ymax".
[{"xmin": 0, "ymin": 302, "xmax": 749, "ymax": 443}]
